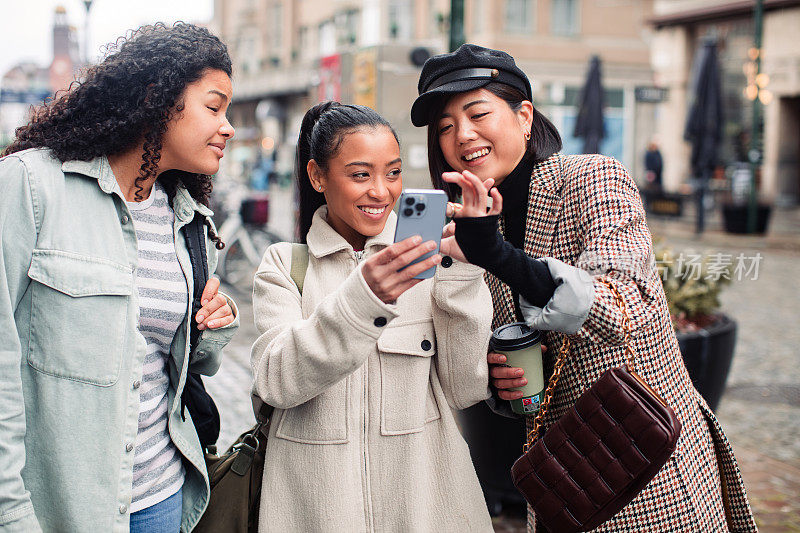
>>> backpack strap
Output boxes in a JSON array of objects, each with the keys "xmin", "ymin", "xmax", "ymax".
[
  {"xmin": 290, "ymin": 243, "xmax": 309, "ymax": 295},
  {"xmin": 251, "ymin": 244, "xmax": 307, "ymax": 435},
  {"xmin": 180, "ymin": 212, "xmax": 220, "ymax": 450},
  {"xmin": 184, "ymin": 212, "xmax": 209, "ymax": 352}
]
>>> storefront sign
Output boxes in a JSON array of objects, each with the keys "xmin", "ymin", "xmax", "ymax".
[
  {"xmin": 353, "ymin": 48, "xmax": 377, "ymax": 109},
  {"xmin": 635, "ymin": 86, "xmax": 668, "ymax": 103},
  {"xmin": 318, "ymin": 54, "xmax": 342, "ymax": 103}
]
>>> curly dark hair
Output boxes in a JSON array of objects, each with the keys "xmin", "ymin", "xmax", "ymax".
[{"xmin": 3, "ymin": 22, "xmax": 232, "ymax": 248}]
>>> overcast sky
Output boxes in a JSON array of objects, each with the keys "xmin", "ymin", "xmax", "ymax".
[{"xmin": 3, "ymin": 0, "xmax": 214, "ymax": 79}]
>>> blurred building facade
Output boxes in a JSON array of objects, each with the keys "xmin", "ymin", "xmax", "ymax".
[
  {"xmin": 211, "ymin": 0, "xmax": 658, "ymax": 190},
  {"xmin": 650, "ymin": 0, "xmax": 800, "ymax": 204},
  {"xmin": 0, "ymin": 6, "xmax": 81, "ymax": 149}
]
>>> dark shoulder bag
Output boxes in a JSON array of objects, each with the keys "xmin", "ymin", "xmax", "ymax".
[
  {"xmin": 181, "ymin": 212, "xmax": 221, "ymax": 453},
  {"xmin": 511, "ymin": 279, "xmax": 682, "ymax": 532},
  {"xmin": 195, "ymin": 243, "xmax": 308, "ymax": 533}
]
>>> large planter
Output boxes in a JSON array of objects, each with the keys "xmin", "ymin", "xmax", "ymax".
[
  {"xmin": 721, "ymin": 203, "xmax": 771, "ymax": 234},
  {"xmin": 457, "ymin": 403, "xmax": 527, "ymax": 516},
  {"xmin": 676, "ymin": 314, "xmax": 737, "ymax": 411},
  {"xmin": 640, "ymin": 189, "xmax": 685, "ymax": 218}
]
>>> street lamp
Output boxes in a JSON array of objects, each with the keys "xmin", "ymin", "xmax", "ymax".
[
  {"xmin": 743, "ymin": 0, "xmax": 770, "ymax": 234},
  {"xmin": 449, "ymin": 0, "xmax": 465, "ymax": 52},
  {"xmin": 82, "ymin": 0, "xmax": 94, "ymax": 64}
]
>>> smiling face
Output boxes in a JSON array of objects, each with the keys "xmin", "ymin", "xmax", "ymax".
[
  {"xmin": 159, "ymin": 68, "xmax": 235, "ymax": 175},
  {"xmin": 437, "ymin": 88, "xmax": 532, "ymax": 185},
  {"xmin": 308, "ymin": 126, "xmax": 402, "ymax": 250}
]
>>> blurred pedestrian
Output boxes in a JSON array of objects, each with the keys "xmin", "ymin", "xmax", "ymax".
[
  {"xmin": 645, "ymin": 139, "xmax": 664, "ymax": 190},
  {"xmin": 411, "ymin": 43, "xmax": 757, "ymax": 531},
  {"xmin": 250, "ymin": 101, "xmax": 494, "ymax": 532},
  {"xmin": 0, "ymin": 23, "xmax": 238, "ymax": 533}
]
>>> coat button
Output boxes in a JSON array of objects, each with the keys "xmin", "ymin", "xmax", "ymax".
[
  {"xmin": 373, "ymin": 317, "xmax": 387, "ymax": 327},
  {"xmin": 132, "ymin": 380, "xmax": 141, "ymax": 389},
  {"xmin": 126, "ymin": 443, "xmax": 134, "ymax": 452},
  {"xmin": 120, "ymin": 214, "xmax": 130, "ymax": 225},
  {"xmin": 119, "ymin": 505, "xmax": 127, "ymax": 515},
  {"xmin": 196, "ymin": 350, "xmax": 207, "ymax": 358},
  {"xmin": 441, "ymin": 256, "xmax": 453, "ymax": 268},
  {"xmin": 421, "ymin": 339, "xmax": 432, "ymax": 351}
]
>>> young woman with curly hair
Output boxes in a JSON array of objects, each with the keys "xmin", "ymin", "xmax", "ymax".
[{"xmin": 0, "ymin": 23, "xmax": 239, "ymax": 533}]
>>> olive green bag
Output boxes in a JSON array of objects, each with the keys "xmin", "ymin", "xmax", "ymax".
[{"xmin": 194, "ymin": 244, "xmax": 309, "ymax": 533}]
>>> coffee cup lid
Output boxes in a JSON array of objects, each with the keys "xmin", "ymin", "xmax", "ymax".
[{"xmin": 490, "ymin": 322, "xmax": 541, "ymax": 351}]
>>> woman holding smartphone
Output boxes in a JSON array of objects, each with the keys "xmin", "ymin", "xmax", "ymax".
[
  {"xmin": 412, "ymin": 44, "xmax": 756, "ymax": 531},
  {"xmin": 250, "ymin": 102, "xmax": 493, "ymax": 532}
]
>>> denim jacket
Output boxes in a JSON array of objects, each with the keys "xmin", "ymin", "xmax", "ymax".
[{"xmin": 0, "ymin": 149, "xmax": 239, "ymax": 532}]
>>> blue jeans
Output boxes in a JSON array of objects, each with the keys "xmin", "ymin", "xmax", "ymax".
[{"xmin": 129, "ymin": 489, "xmax": 183, "ymax": 533}]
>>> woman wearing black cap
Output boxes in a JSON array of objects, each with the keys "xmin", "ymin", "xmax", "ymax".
[{"xmin": 412, "ymin": 44, "xmax": 756, "ymax": 532}]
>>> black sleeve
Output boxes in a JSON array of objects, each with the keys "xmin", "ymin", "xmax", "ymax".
[{"xmin": 454, "ymin": 215, "xmax": 557, "ymax": 308}]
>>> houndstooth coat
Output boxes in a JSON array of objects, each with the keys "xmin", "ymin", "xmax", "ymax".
[{"xmin": 486, "ymin": 154, "xmax": 757, "ymax": 532}]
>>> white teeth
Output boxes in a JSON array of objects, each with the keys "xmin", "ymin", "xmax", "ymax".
[
  {"xmin": 464, "ymin": 148, "xmax": 489, "ymax": 161},
  {"xmin": 359, "ymin": 206, "xmax": 385, "ymax": 215}
]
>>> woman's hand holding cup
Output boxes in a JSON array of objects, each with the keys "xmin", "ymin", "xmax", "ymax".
[
  {"xmin": 488, "ymin": 344, "xmax": 547, "ymax": 401},
  {"xmin": 362, "ymin": 236, "xmax": 441, "ymax": 304}
]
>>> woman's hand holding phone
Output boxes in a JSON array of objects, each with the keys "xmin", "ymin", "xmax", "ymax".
[{"xmin": 362, "ymin": 236, "xmax": 442, "ymax": 304}]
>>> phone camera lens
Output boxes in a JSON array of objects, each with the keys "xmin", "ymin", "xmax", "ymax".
[
  {"xmin": 405, "ymin": 197, "xmax": 415, "ymax": 206},
  {"xmin": 415, "ymin": 203, "xmax": 425, "ymax": 211},
  {"xmin": 403, "ymin": 208, "xmax": 414, "ymax": 217}
]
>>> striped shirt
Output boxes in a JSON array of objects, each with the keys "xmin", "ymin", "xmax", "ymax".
[{"xmin": 127, "ymin": 182, "xmax": 187, "ymax": 512}]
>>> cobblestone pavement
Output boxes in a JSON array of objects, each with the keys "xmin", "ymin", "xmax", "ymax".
[
  {"xmin": 657, "ymin": 231, "xmax": 800, "ymax": 532},
  {"xmin": 207, "ymin": 186, "xmax": 799, "ymax": 531}
]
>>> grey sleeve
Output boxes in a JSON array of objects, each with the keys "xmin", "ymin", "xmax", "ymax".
[
  {"xmin": 0, "ymin": 157, "xmax": 43, "ymax": 532},
  {"xmin": 519, "ymin": 257, "xmax": 595, "ymax": 334}
]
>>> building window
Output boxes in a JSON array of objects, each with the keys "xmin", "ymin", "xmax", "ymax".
[
  {"xmin": 299, "ymin": 26, "xmax": 315, "ymax": 61},
  {"xmin": 268, "ymin": 2, "xmax": 283, "ymax": 51},
  {"xmin": 428, "ymin": 0, "xmax": 445, "ymax": 37},
  {"xmin": 551, "ymin": 0, "xmax": 579, "ymax": 36},
  {"xmin": 504, "ymin": 0, "xmax": 533, "ymax": 34},
  {"xmin": 471, "ymin": 0, "xmax": 484, "ymax": 34},
  {"xmin": 388, "ymin": 0, "xmax": 414, "ymax": 40},
  {"xmin": 336, "ymin": 9, "xmax": 359, "ymax": 47},
  {"xmin": 237, "ymin": 34, "xmax": 258, "ymax": 74},
  {"xmin": 319, "ymin": 20, "xmax": 336, "ymax": 56}
]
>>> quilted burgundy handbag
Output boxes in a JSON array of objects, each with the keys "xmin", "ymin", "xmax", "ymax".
[{"xmin": 510, "ymin": 280, "xmax": 682, "ymax": 532}]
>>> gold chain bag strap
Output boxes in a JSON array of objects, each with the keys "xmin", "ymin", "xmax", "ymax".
[{"xmin": 510, "ymin": 279, "xmax": 682, "ymax": 532}]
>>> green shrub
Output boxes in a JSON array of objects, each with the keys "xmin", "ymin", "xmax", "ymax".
[{"xmin": 655, "ymin": 245, "xmax": 732, "ymax": 332}]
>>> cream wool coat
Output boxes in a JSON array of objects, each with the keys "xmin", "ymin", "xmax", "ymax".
[{"xmin": 251, "ymin": 207, "xmax": 495, "ymax": 533}]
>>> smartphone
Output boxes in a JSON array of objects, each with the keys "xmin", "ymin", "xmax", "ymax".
[{"xmin": 393, "ymin": 189, "xmax": 448, "ymax": 280}]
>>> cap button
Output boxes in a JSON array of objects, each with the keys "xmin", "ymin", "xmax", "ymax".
[{"xmin": 491, "ymin": 69, "xmax": 499, "ymax": 78}]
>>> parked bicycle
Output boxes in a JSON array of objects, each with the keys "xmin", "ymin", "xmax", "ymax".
[{"xmin": 217, "ymin": 195, "xmax": 286, "ymax": 293}]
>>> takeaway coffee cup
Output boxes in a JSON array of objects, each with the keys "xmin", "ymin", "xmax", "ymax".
[{"xmin": 490, "ymin": 322, "xmax": 544, "ymax": 415}]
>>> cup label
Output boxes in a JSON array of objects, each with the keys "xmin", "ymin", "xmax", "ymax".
[{"xmin": 521, "ymin": 395, "xmax": 541, "ymax": 413}]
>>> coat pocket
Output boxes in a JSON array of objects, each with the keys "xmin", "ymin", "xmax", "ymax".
[
  {"xmin": 274, "ymin": 377, "xmax": 350, "ymax": 444},
  {"xmin": 377, "ymin": 319, "xmax": 440, "ymax": 435},
  {"xmin": 27, "ymin": 249, "xmax": 132, "ymax": 386}
]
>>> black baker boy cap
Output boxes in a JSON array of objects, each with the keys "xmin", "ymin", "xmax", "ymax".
[{"xmin": 410, "ymin": 43, "xmax": 532, "ymax": 127}]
